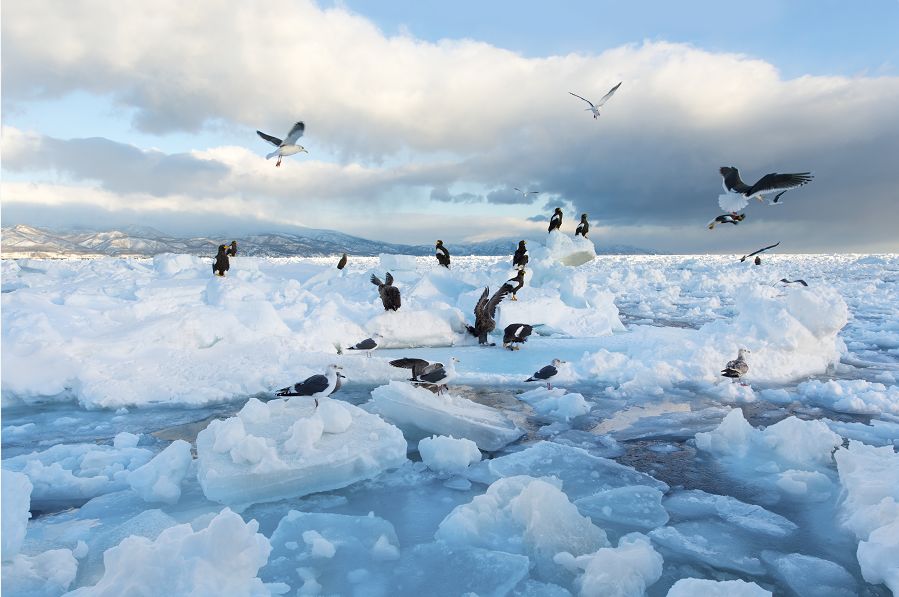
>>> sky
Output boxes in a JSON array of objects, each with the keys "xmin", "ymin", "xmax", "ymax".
[{"xmin": 2, "ymin": 0, "xmax": 898, "ymax": 253}]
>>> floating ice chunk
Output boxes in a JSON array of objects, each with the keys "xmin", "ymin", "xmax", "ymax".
[
  {"xmin": 575, "ymin": 485, "xmax": 669, "ymax": 531},
  {"xmin": 857, "ymin": 520, "xmax": 899, "ymax": 594},
  {"xmin": 1, "ymin": 548, "xmax": 78, "ymax": 597},
  {"xmin": 366, "ymin": 381, "xmax": 523, "ymax": 451},
  {"xmin": 666, "ymin": 578, "xmax": 771, "ymax": 596},
  {"xmin": 127, "ymin": 440, "xmax": 192, "ymax": 505},
  {"xmin": 760, "ymin": 551, "xmax": 857, "ymax": 597},
  {"xmin": 649, "ymin": 521, "xmax": 765, "ymax": 575},
  {"xmin": 2, "ymin": 470, "xmax": 33, "ymax": 560},
  {"xmin": 437, "ymin": 475, "xmax": 608, "ymax": 583},
  {"xmin": 824, "ymin": 418, "xmax": 899, "ymax": 448},
  {"xmin": 775, "ymin": 469, "xmax": 833, "ymax": 500},
  {"xmin": 663, "ymin": 489, "xmax": 797, "ymax": 537},
  {"xmin": 471, "ymin": 441, "xmax": 668, "ymax": 500},
  {"xmin": 796, "ymin": 379, "xmax": 899, "ymax": 416},
  {"xmin": 555, "ymin": 532, "xmax": 662, "ymax": 597},
  {"xmin": 197, "ymin": 397, "xmax": 406, "ymax": 505},
  {"xmin": 65, "ymin": 508, "xmax": 270, "ymax": 596},
  {"xmin": 516, "ymin": 387, "xmax": 591, "ymax": 422},
  {"xmin": 112, "ymin": 432, "xmax": 140, "ymax": 449},
  {"xmin": 378, "ymin": 254, "xmax": 419, "ymax": 271},
  {"xmin": 261, "ymin": 510, "xmax": 400, "ymax": 594},
  {"xmin": 418, "ymin": 436, "xmax": 481, "ymax": 475}
]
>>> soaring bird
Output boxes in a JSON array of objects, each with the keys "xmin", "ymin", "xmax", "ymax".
[
  {"xmin": 436, "ymin": 240, "xmax": 451, "ymax": 268},
  {"xmin": 226, "ymin": 241, "xmax": 238, "ymax": 257},
  {"xmin": 721, "ymin": 349, "xmax": 750, "ymax": 381},
  {"xmin": 466, "ymin": 286, "xmax": 511, "ymax": 345},
  {"xmin": 575, "ymin": 214, "xmax": 590, "ymax": 238},
  {"xmin": 707, "ymin": 213, "xmax": 746, "ymax": 229},
  {"xmin": 256, "ymin": 121, "xmax": 307, "ymax": 167},
  {"xmin": 740, "ymin": 242, "xmax": 780, "ymax": 263},
  {"xmin": 501, "ymin": 270, "xmax": 526, "ymax": 301},
  {"xmin": 718, "ymin": 167, "xmax": 813, "ymax": 212},
  {"xmin": 347, "ymin": 333, "xmax": 383, "ymax": 357},
  {"xmin": 276, "ymin": 364, "xmax": 345, "ymax": 407},
  {"xmin": 569, "ymin": 82, "xmax": 622, "ymax": 119},
  {"xmin": 513, "ymin": 240, "xmax": 529, "ymax": 270},
  {"xmin": 212, "ymin": 244, "xmax": 230, "ymax": 277},
  {"xmin": 371, "ymin": 272, "xmax": 401, "ymax": 311},
  {"xmin": 525, "ymin": 359, "xmax": 565, "ymax": 389},
  {"xmin": 337, "ymin": 253, "xmax": 348, "ymax": 270},
  {"xmin": 513, "ymin": 187, "xmax": 540, "ymax": 199},
  {"xmin": 548, "ymin": 208, "xmax": 563, "ymax": 233},
  {"xmin": 503, "ymin": 323, "xmax": 533, "ymax": 350},
  {"xmin": 779, "ymin": 278, "xmax": 809, "ymax": 287}
]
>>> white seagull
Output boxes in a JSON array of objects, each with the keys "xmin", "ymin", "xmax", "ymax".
[
  {"xmin": 256, "ymin": 121, "xmax": 307, "ymax": 167},
  {"xmin": 718, "ymin": 167, "xmax": 813, "ymax": 212},
  {"xmin": 569, "ymin": 82, "xmax": 622, "ymax": 119},
  {"xmin": 513, "ymin": 187, "xmax": 540, "ymax": 199}
]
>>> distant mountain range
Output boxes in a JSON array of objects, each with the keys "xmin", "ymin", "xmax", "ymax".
[{"xmin": 0, "ymin": 224, "xmax": 655, "ymax": 258}]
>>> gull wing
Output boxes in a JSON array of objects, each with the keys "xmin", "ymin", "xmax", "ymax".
[
  {"xmin": 568, "ymin": 92, "xmax": 595, "ymax": 109},
  {"xmin": 719, "ymin": 167, "xmax": 752, "ymax": 194},
  {"xmin": 595, "ymin": 82, "xmax": 622, "ymax": 107},
  {"xmin": 741, "ymin": 242, "xmax": 780, "ymax": 261},
  {"xmin": 748, "ymin": 172, "xmax": 813, "ymax": 196},
  {"xmin": 283, "ymin": 121, "xmax": 305, "ymax": 145},
  {"xmin": 256, "ymin": 130, "xmax": 283, "ymax": 147}
]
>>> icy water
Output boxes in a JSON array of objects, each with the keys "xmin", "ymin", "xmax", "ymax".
[{"xmin": 2, "ymin": 254, "xmax": 898, "ymax": 595}]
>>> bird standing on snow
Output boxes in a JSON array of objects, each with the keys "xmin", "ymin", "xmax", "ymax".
[
  {"xmin": 347, "ymin": 333, "xmax": 383, "ymax": 357},
  {"xmin": 575, "ymin": 214, "xmax": 590, "ymax": 238},
  {"xmin": 371, "ymin": 272, "xmax": 401, "ymax": 311},
  {"xmin": 337, "ymin": 253, "xmax": 348, "ymax": 270},
  {"xmin": 276, "ymin": 364, "xmax": 345, "ymax": 407},
  {"xmin": 502, "ymin": 269, "xmax": 526, "ymax": 301},
  {"xmin": 212, "ymin": 244, "xmax": 230, "ymax": 277},
  {"xmin": 256, "ymin": 121, "xmax": 307, "ymax": 167},
  {"xmin": 548, "ymin": 208, "xmax": 563, "ymax": 233},
  {"xmin": 226, "ymin": 241, "xmax": 238, "ymax": 257},
  {"xmin": 569, "ymin": 82, "xmax": 622, "ymax": 119},
  {"xmin": 525, "ymin": 359, "xmax": 565, "ymax": 389},
  {"xmin": 503, "ymin": 323, "xmax": 533, "ymax": 350},
  {"xmin": 754, "ymin": 256, "xmax": 761, "ymax": 265},
  {"xmin": 513, "ymin": 240, "xmax": 529, "ymax": 270},
  {"xmin": 721, "ymin": 349, "xmax": 750, "ymax": 382},
  {"xmin": 707, "ymin": 213, "xmax": 746, "ymax": 229},
  {"xmin": 466, "ymin": 286, "xmax": 511, "ymax": 345},
  {"xmin": 717, "ymin": 167, "xmax": 813, "ymax": 212},
  {"xmin": 436, "ymin": 240, "xmax": 451, "ymax": 268}
]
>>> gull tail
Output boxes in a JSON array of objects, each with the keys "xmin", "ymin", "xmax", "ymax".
[{"xmin": 265, "ymin": 150, "xmax": 280, "ymax": 160}]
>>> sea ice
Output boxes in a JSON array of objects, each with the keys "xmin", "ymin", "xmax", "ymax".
[
  {"xmin": 515, "ymin": 387, "xmax": 591, "ymax": 422},
  {"xmin": 666, "ymin": 578, "xmax": 771, "ymax": 596},
  {"xmin": 574, "ymin": 485, "xmax": 669, "ymax": 532},
  {"xmin": 555, "ymin": 532, "xmax": 662, "ymax": 597},
  {"xmin": 796, "ymin": 379, "xmax": 899, "ymax": 416},
  {"xmin": 2, "ymin": 469, "xmax": 32, "ymax": 560},
  {"xmin": 417, "ymin": 435, "xmax": 482, "ymax": 475},
  {"xmin": 760, "ymin": 551, "xmax": 857, "ymax": 597},
  {"xmin": 663, "ymin": 489, "xmax": 797, "ymax": 537},
  {"xmin": 1, "ymin": 548, "xmax": 79, "ymax": 597},
  {"xmin": 127, "ymin": 439, "xmax": 192, "ymax": 504}
]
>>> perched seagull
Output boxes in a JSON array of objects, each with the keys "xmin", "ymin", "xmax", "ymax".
[
  {"xmin": 256, "ymin": 121, "xmax": 307, "ymax": 167},
  {"xmin": 779, "ymin": 278, "xmax": 809, "ymax": 287},
  {"xmin": 513, "ymin": 187, "xmax": 540, "ymax": 199},
  {"xmin": 371, "ymin": 272, "xmax": 401, "ymax": 311},
  {"xmin": 275, "ymin": 364, "xmax": 345, "ymax": 407},
  {"xmin": 501, "ymin": 270, "xmax": 526, "ymax": 300},
  {"xmin": 389, "ymin": 357, "xmax": 439, "ymax": 381},
  {"xmin": 525, "ymin": 359, "xmax": 565, "ymax": 389},
  {"xmin": 721, "ymin": 349, "xmax": 750, "ymax": 382},
  {"xmin": 390, "ymin": 357, "xmax": 459, "ymax": 394},
  {"xmin": 347, "ymin": 333, "xmax": 384, "ymax": 357},
  {"xmin": 503, "ymin": 323, "xmax": 533, "ymax": 350},
  {"xmin": 707, "ymin": 213, "xmax": 746, "ymax": 229},
  {"xmin": 548, "ymin": 208, "xmax": 563, "ymax": 233},
  {"xmin": 575, "ymin": 214, "xmax": 590, "ymax": 238},
  {"xmin": 435, "ymin": 240, "xmax": 451, "ymax": 268},
  {"xmin": 466, "ymin": 285, "xmax": 511, "ymax": 345},
  {"xmin": 513, "ymin": 240, "xmax": 529, "ymax": 270},
  {"xmin": 337, "ymin": 253, "xmax": 348, "ymax": 270},
  {"xmin": 740, "ymin": 242, "xmax": 780, "ymax": 263},
  {"xmin": 569, "ymin": 82, "xmax": 622, "ymax": 119},
  {"xmin": 718, "ymin": 167, "xmax": 813, "ymax": 212}
]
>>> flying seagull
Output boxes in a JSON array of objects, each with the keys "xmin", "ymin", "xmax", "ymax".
[
  {"xmin": 347, "ymin": 333, "xmax": 384, "ymax": 357},
  {"xmin": 503, "ymin": 323, "xmax": 533, "ymax": 350},
  {"xmin": 707, "ymin": 213, "xmax": 746, "ymax": 229},
  {"xmin": 275, "ymin": 364, "xmax": 345, "ymax": 407},
  {"xmin": 257, "ymin": 121, "xmax": 307, "ymax": 167},
  {"xmin": 525, "ymin": 359, "xmax": 565, "ymax": 389},
  {"xmin": 721, "ymin": 349, "xmax": 750, "ymax": 382},
  {"xmin": 569, "ymin": 82, "xmax": 622, "ymax": 119},
  {"xmin": 740, "ymin": 242, "xmax": 780, "ymax": 263},
  {"xmin": 513, "ymin": 188, "xmax": 540, "ymax": 199},
  {"xmin": 371, "ymin": 272, "xmax": 401, "ymax": 311},
  {"xmin": 718, "ymin": 167, "xmax": 813, "ymax": 212},
  {"xmin": 466, "ymin": 285, "xmax": 511, "ymax": 345},
  {"xmin": 779, "ymin": 278, "xmax": 809, "ymax": 287}
]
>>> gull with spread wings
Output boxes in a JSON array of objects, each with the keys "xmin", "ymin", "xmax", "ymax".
[
  {"xmin": 718, "ymin": 167, "xmax": 813, "ymax": 212},
  {"xmin": 569, "ymin": 82, "xmax": 622, "ymax": 119},
  {"xmin": 256, "ymin": 121, "xmax": 307, "ymax": 167}
]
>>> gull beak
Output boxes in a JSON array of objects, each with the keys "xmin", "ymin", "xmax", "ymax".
[{"xmin": 337, "ymin": 373, "xmax": 346, "ymax": 378}]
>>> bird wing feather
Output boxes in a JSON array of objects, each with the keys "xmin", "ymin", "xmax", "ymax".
[
  {"xmin": 283, "ymin": 121, "xmax": 305, "ymax": 145},
  {"xmin": 370, "ymin": 274, "xmax": 383, "ymax": 287},
  {"xmin": 595, "ymin": 82, "xmax": 622, "ymax": 106},
  {"xmin": 744, "ymin": 242, "xmax": 780, "ymax": 260},
  {"xmin": 748, "ymin": 172, "xmax": 813, "ymax": 196},
  {"xmin": 718, "ymin": 193, "xmax": 749, "ymax": 213},
  {"xmin": 385, "ymin": 272, "xmax": 394, "ymax": 286},
  {"xmin": 486, "ymin": 285, "xmax": 511, "ymax": 317},
  {"xmin": 568, "ymin": 92, "xmax": 595, "ymax": 108},
  {"xmin": 720, "ymin": 167, "xmax": 752, "ymax": 194},
  {"xmin": 256, "ymin": 131, "xmax": 283, "ymax": 147}
]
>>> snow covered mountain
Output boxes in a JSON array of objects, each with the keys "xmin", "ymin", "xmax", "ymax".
[{"xmin": 0, "ymin": 224, "xmax": 655, "ymax": 258}]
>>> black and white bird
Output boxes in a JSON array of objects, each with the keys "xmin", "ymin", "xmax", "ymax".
[
  {"xmin": 502, "ymin": 270, "xmax": 526, "ymax": 301},
  {"xmin": 513, "ymin": 240, "xmax": 529, "ymax": 270},
  {"xmin": 371, "ymin": 272, "xmax": 401, "ymax": 311},
  {"xmin": 548, "ymin": 208, "xmax": 563, "ymax": 233},
  {"xmin": 347, "ymin": 333, "xmax": 384, "ymax": 357},
  {"xmin": 721, "ymin": 349, "xmax": 750, "ymax": 381},
  {"xmin": 226, "ymin": 241, "xmax": 238, "ymax": 257},
  {"xmin": 389, "ymin": 358, "xmax": 437, "ymax": 381},
  {"xmin": 466, "ymin": 286, "xmax": 511, "ymax": 345},
  {"xmin": 569, "ymin": 82, "xmax": 622, "ymax": 119},
  {"xmin": 276, "ymin": 364, "xmax": 345, "ymax": 407},
  {"xmin": 503, "ymin": 323, "xmax": 533, "ymax": 350},
  {"xmin": 707, "ymin": 213, "xmax": 746, "ymax": 229},
  {"xmin": 525, "ymin": 359, "xmax": 565, "ymax": 389},
  {"xmin": 779, "ymin": 278, "xmax": 809, "ymax": 287},
  {"xmin": 337, "ymin": 253, "xmax": 348, "ymax": 270},
  {"xmin": 718, "ymin": 167, "xmax": 813, "ymax": 212},
  {"xmin": 389, "ymin": 357, "xmax": 459, "ymax": 394},
  {"xmin": 256, "ymin": 121, "xmax": 307, "ymax": 167},
  {"xmin": 740, "ymin": 242, "xmax": 780, "ymax": 263},
  {"xmin": 513, "ymin": 187, "xmax": 540, "ymax": 199},
  {"xmin": 575, "ymin": 214, "xmax": 589, "ymax": 237},
  {"xmin": 436, "ymin": 240, "xmax": 451, "ymax": 268},
  {"xmin": 212, "ymin": 244, "xmax": 230, "ymax": 277}
]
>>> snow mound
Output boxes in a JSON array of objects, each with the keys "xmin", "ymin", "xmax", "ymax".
[
  {"xmin": 378, "ymin": 254, "xmax": 418, "ymax": 271},
  {"xmin": 366, "ymin": 381, "xmax": 523, "ymax": 451},
  {"xmin": 796, "ymin": 379, "xmax": 899, "ymax": 416},
  {"xmin": 197, "ymin": 397, "xmax": 407, "ymax": 505},
  {"xmin": 127, "ymin": 440, "xmax": 192, "ymax": 505},
  {"xmin": 667, "ymin": 578, "xmax": 771, "ymax": 596},
  {"xmin": 516, "ymin": 387, "xmax": 591, "ymax": 422},
  {"xmin": 2, "ymin": 548, "xmax": 79, "ymax": 596},
  {"xmin": 65, "ymin": 508, "xmax": 271, "ymax": 596},
  {"xmin": 531, "ymin": 231, "xmax": 596, "ymax": 267},
  {"xmin": 365, "ymin": 309, "xmax": 461, "ymax": 348},
  {"xmin": 555, "ymin": 532, "xmax": 662, "ymax": 597},
  {"xmin": 152, "ymin": 253, "xmax": 204, "ymax": 276},
  {"xmin": 2, "ymin": 470, "xmax": 33, "ymax": 560},
  {"xmin": 418, "ymin": 435, "xmax": 482, "ymax": 475},
  {"xmin": 575, "ymin": 485, "xmax": 669, "ymax": 532}
]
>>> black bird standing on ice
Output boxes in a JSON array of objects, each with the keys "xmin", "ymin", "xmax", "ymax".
[
  {"xmin": 212, "ymin": 244, "xmax": 230, "ymax": 277},
  {"xmin": 717, "ymin": 167, "xmax": 813, "ymax": 212},
  {"xmin": 525, "ymin": 359, "xmax": 565, "ymax": 389},
  {"xmin": 466, "ymin": 286, "xmax": 511, "ymax": 345},
  {"xmin": 502, "ymin": 269, "xmax": 526, "ymax": 301},
  {"xmin": 575, "ymin": 214, "xmax": 589, "ymax": 238},
  {"xmin": 226, "ymin": 241, "xmax": 238, "ymax": 257},
  {"xmin": 276, "ymin": 364, "xmax": 345, "ymax": 407},
  {"xmin": 503, "ymin": 323, "xmax": 533, "ymax": 350},
  {"xmin": 513, "ymin": 240, "xmax": 528, "ymax": 270},
  {"xmin": 721, "ymin": 349, "xmax": 750, "ymax": 382},
  {"xmin": 337, "ymin": 253, "xmax": 348, "ymax": 270},
  {"xmin": 371, "ymin": 272, "xmax": 401, "ymax": 311},
  {"xmin": 548, "ymin": 208, "xmax": 563, "ymax": 233},
  {"xmin": 707, "ymin": 213, "xmax": 746, "ymax": 229},
  {"xmin": 256, "ymin": 121, "xmax": 307, "ymax": 167},
  {"xmin": 436, "ymin": 240, "xmax": 451, "ymax": 268}
]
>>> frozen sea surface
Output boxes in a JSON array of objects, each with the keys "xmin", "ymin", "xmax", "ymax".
[{"xmin": 2, "ymin": 251, "xmax": 898, "ymax": 595}]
